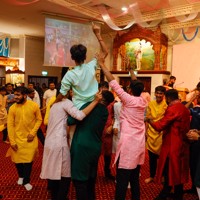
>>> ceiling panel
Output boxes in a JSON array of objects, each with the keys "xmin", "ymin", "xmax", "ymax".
[{"xmin": 1, "ymin": 0, "xmax": 200, "ymax": 38}]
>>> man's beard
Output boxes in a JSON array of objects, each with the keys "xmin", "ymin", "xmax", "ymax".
[{"xmin": 16, "ymin": 97, "xmax": 26, "ymax": 104}]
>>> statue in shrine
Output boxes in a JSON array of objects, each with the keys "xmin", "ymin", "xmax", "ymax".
[{"xmin": 135, "ymin": 42, "xmax": 142, "ymax": 70}]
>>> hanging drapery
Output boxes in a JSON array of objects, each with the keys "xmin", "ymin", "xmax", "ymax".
[
  {"xmin": 0, "ymin": 37, "xmax": 10, "ymax": 57},
  {"xmin": 175, "ymin": 13, "xmax": 198, "ymax": 22},
  {"xmin": 98, "ymin": 5, "xmax": 135, "ymax": 31},
  {"xmin": 129, "ymin": 3, "xmax": 162, "ymax": 28},
  {"xmin": 98, "ymin": 3, "xmax": 162, "ymax": 31},
  {"xmin": 167, "ymin": 29, "xmax": 182, "ymax": 43}
]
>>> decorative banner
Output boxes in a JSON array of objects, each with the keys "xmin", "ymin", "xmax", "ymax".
[
  {"xmin": 98, "ymin": 5, "xmax": 135, "ymax": 31},
  {"xmin": 0, "ymin": 37, "xmax": 10, "ymax": 57},
  {"xmin": 182, "ymin": 26, "xmax": 199, "ymax": 41}
]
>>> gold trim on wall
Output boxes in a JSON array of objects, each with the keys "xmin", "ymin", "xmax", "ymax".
[{"xmin": 0, "ymin": 57, "xmax": 19, "ymax": 67}]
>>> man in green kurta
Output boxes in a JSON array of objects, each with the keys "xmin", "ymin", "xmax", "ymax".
[{"xmin": 68, "ymin": 90, "xmax": 114, "ymax": 200}]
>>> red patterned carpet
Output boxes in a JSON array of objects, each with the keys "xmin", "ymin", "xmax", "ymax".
[{"xmin": 0, "ymin": 137, "xmax": 198, "ymax": 200}]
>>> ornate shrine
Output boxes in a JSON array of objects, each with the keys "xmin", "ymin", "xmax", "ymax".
[{"xmin": 112, "ymin": 24, "xmax": 168, "ymax": 71}]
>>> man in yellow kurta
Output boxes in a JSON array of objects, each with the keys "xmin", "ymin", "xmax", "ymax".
[
  {"xmin": 145, "ymin": 86, "xmax": 167, "ymax": 184},
  {"xmin": 0, "ymin": 86, "xmax": 8, "ymax": 142},
  {"xmin": 7, "ymin": 86, "xmax": 42, "ymax": 191}
]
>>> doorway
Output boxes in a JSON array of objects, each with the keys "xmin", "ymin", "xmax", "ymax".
[{"xmin": 28, "ymin": 76, "xmax": 58, "ymax": 88}]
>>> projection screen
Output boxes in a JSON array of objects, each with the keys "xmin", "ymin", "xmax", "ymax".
[{"xmin": 44, "ymin": 18, "xmax": 99, "ymax": 67}]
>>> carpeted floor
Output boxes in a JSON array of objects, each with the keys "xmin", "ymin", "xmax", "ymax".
[{"xmin": 0, "ymin": 137, "xmax": 198, "ymax": 200}]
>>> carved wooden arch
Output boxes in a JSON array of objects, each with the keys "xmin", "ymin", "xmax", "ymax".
[{"xmin": 112, "ymin": 24, "xmax": 168, "ymax": 71}]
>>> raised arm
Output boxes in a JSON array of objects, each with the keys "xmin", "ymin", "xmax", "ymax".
[
  {"xmin": 129, "ymin": 69, "xmax": 137, "ymax": 81},
  {"xmin": 125, "ymin": 56, "xmax": 137, "ymax": 81},
  {"xmin": 97, "ymin": 54, "xmax": 114, "ymax": 82},
  {"xmin": 81, "ymin": 91, "xmax": 102, "ymax": 115},
  {"xmin": 92, "ymin": 23, "xmax": 108, "ymax": 58},
  {"xmin": 67, "ymin": 92, "xmax": 102, "ymax": 125},
  {"xmin": 185, "ymin": 90, "xmax": 199, "ymax": 108}
]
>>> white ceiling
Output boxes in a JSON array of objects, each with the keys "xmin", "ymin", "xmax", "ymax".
[{"xmin": 1, "ymin": 0, "xmax": 200, "ymax": 37}]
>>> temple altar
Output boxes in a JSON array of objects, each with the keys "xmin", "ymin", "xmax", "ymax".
[
  {"xmin": 110, "ymin": 24, "xmax": 170, "ymax": 97},
  {"xmin": 112, "ymin": 24, "xmax": 168, "ymax": 71}
]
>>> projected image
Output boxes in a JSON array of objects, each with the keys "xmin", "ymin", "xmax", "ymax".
[{"xmin": 44, "ymin": 18, "xmax": 99, "ymax": 67}]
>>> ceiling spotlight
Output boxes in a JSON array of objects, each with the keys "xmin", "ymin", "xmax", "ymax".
[{"xmin": 121, "ymin": 7, "xmax": 128, "ymax": 11}]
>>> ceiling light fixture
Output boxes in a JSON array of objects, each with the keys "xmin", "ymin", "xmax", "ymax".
[{"xmin": 121, "ymin": 7, "xmax": 128, "ymax": 12}]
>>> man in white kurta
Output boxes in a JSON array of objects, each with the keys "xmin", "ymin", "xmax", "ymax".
[
  {"xmin": 40, "ymin": 93, "xmax": 101, "ymax": 200},
  {"xmin": 40, "ymin": 98, "xmax": 85, "ymax": 200}
]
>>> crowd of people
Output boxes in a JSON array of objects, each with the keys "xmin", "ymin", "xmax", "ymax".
[{"xmin": 0, "ymin": 23, "xmax": 200, "ymax": 200}]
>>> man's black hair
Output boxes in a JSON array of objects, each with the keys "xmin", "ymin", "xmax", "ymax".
[
  {"xmin": 170, "ymin": 76, "xmax": 176, "ymax": 80},
  {"xmin": 165, "ymin": 89, "xmax": 179, "ymax": 100},
  {"xmin": 102, "ymin": 90, "xmax": 114, "ymax": 105},
  {"xmin": 99, "ymin": 81, "xmax": 109, "ymax": 89},
  {"xmin": 155, "ymin": 86, "xmax": 166, "ymax": 93},
  {"xmin": 0, "ymin": 86, "xmax": 7, "ymax": 92},
  {"xmin": 130, "ymin": 80, "xmax": 144, "ymax": 96},
  {"xmin": 196, "ymin": 82, "xmax": 200, "ymax": 89},
  {"xmin": 70, "ymin": 44, "xmax": 87, "ymax": 63},
  {"xmin": 14, "ymin": 86, "xmax": 29, "ymax": 95},
  {"xmin": 27, "ymin": 88, "xmax": 35, "ymax": 94}
]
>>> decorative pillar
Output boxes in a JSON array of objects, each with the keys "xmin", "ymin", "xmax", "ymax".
[
  {"xmin": 153, "ymin": 44, "xmax": 161, "ymax": 70},
  {"xmin": 112, "ymin": 48, "xmax": 118, "ymax": 71}
]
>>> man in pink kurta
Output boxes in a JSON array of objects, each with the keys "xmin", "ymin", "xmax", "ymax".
[
  {"xmin": 110, "ymin": 79, "xmax": 148, "ymax": 200},
  {"xmin": 97, "ymin": 54, "xmax": 148, "ymax": 200},
  {"xmin": 147, "ymin": 89, "xmax": 190, "ymax": 200},
  {"xmin": 110, "ymin": 81, "xmax": 147, "ymax": 169}
]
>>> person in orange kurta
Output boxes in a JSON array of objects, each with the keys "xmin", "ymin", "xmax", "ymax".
[{"xmin": 146, "ymin": 89, "xmax": 190, "ymax": 200}]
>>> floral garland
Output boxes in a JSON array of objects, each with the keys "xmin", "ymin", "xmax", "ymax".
[{"xmin": 182, "ymin": 27, "xmax": 199, "ymax": 41}]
